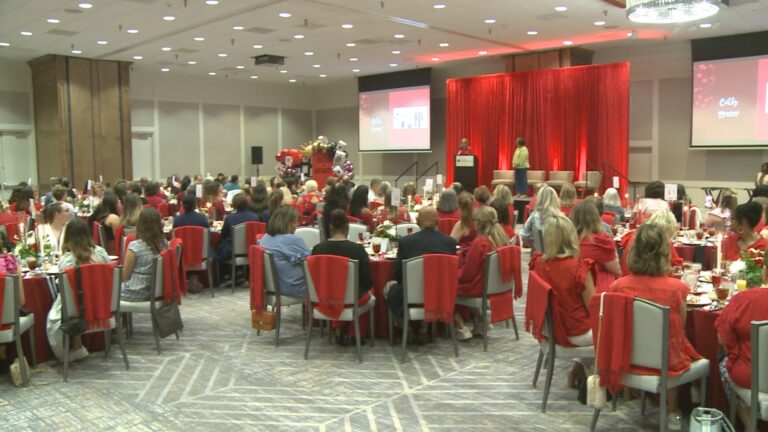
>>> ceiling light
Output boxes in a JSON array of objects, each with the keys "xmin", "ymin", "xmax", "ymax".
[
  {"xmin": 161, "ymin": 46, "xmax": 172, "ymax": 51},
  {"xmin": 478, "ymin": 50, "xmax": 488, "ymax": 55},
  {"xmin": 187, "ymin": 60, "xmax": 197, "ymax": 65},
  {"xmin": 699, "ymin": 22, "xmax": 713, "ymax": 28},
  {"xmin": 78, "ymin": 2, "xmax": 93, "ymax": 9},
  {"xmin": 278, "ymin": 12, "xmax": 291, "ymax": 18},
  {"xmin": 232, "ymin": 25, "xmax": 244, "ymax": 30},
  {"xmin": 349, "ymin": 57, "xmax": 358, "ymax": 61},
  {"xmin": 46, "ymin": 18, "xmax": 61, "ymax": 24},
  {"xmin": 391, "ymin": 50, "xmax": 401, "ymax": 54},
  {"xmin": 319, "ymin": 74, "xmax": 327, "ymax": 78},
  {"xmin": 527, "ymin": 30, "xmax": 538, "ymax": 35},
  {"xmin": 433, "ymin": 3, "xmax": 446, "ymax": 9},
  {"xmin": 563, "ymin": 40, "xmax": 573, "ymax": 45},
  {"xmin": 389, "ymin": 63, "xmax": 398, "ymax": 67},
  {"xmin": 594, "ymin": 20, "xmax": 606, "ymax": 26},
  {"xmin": 431, "ymin": 57, "xmax": 440, "ymax": 61},
  {"xmin": 236, "ymin": 65, "xmax": 245, "ymax": 69},
  {"xmin": 250, "ymin": 75, "xmax": 258, "ymax": 79},
  {"xmin": 484, "ymin": 18, "xmax": 496, "ymax": 24},
  {"xmin": 162, "ymin": 15, "xmax": 175, "ymax": 21},
  {"xmin": 133, "ymin": 55, "xmax": 143, "ymax": 60},
  {"xmin": 0, "ymin": 42, "xmax": 11, "ymax": 47},
  {"xmin": 205, "ymin": 0, "xmax": 219, "ymax": 4},
  {"xmin": 97, "ymin": 40, "xmax": 108, "ymax": 45},
  {"xmin": 279, "ymin": 70, "xmax": 287, "ymax": 74},
  {"xmin": 346, "ymin": 42, "xmax": 356, "ymax": 47},
  {"xmin": 626, "ymin": 0, "xmax": 720, "ymax": 24},
  {"xmin": 71, "ymin": 49, "xmax": 82, "ymax": 54},
  {"xmin": 293, "ymin": 34, "xmax": 304, "ymax": 39},
  {"xmin": 341, "ymin": 23, "xmax": 354, "ymax": 29},
  {"xmin": 161, "ymin": 68, "xmax": 170, "ymax": 72},
  {"xmin": 20, "ymin": 31, "xmax": 33, "ymax": 36},
  {"xmin": 194, "ymin": 36, "xmax": 205, "ymax": 41},
  {"xmin": 554, "ymin": 5, "xmax": 568, "ymax": 12},
  {"xmin": 126, "ymin": 29, "xmax": 139, "ymax": 34},
  {"xmin": 312, "ymin": 64, "xmax": 321, "ymax": 68},
  {"xmin": 289, "ymin": 79, "xmax": 297, "ymax": 83},
  {"xmin": 217, "ymin": 53, "xmax": 228, "ymax": 57},
  {"xmin": 252, "ymin": 44, "xmax": 263, "ymax": 48},
  {"xmin": 394, "ymin": 34, "xmax": 405, "ymax": 38},
  {"xmin": 439, "ymin": 42, "xmax": 450, "ymax": 47},
  {"xmin": 208, "ymin": 72, "xmax": 216, "ymax": 76},
  {"xmin": 304, "ymin": 51, "xmax": 314, "ymax": 56},
  {"xmin": 352, "ymin": 68, "xmax": 360, "ymax": 72}
]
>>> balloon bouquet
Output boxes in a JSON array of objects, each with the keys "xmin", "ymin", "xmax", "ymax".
[{"xmin": 274, "ymin": 135, "xmax": 355, "ymax": 180}]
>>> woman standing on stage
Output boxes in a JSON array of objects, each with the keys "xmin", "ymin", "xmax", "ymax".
[{"xmin": 513, "ymin": 137, "xmax": 529, "ymax": 198}]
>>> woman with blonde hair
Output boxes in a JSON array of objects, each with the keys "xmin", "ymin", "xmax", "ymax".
[
  {"xmin": 493, "ymin": 184, "xmax": 515, "ymax": 223},
  {"xmin": 120, "ymin": 194, "xmax": 142, "ymax": 227},
  {"xmin": 572, "ymin": 200, "xmax": 620, "ymax": 293},
  {"xmin": 619, "ymin": 209, "xmax": 684, "ymax": 275},
  {"xmin": 451, "ymin": 192, "xmax": 477, "ymax": 264},
  {"xmin": 455, "ymin": 205, "xmax": 510, "ymax": 340},
  {"xmin": 602, "ymin": 187, "xmax": 624, "ymax": 224},
  {"xmin": 521, "ymin": 185, "xmax": 561, "ymax": 248},
  {"xmin": 559, "ymin": 183, "xmax": 578, "ymax": 216}
]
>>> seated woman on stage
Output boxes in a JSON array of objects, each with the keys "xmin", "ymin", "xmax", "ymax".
[
  {"xmin": 490, "ymin": 198, "xmax": 515, "ymax": 242},
  {"xmin": 620, "ymin": 209, "xmax": 683, "ymax": 275},
  {"xmin": 374, "ymin": 189, "xmax": 411, "ymax": 226},
  {"xmin": 455, "ymin": 205, "xmax": 509, "ymax": 340},
  {"xmin": 521, "ymin": 185, "xmax": 561, "ymax": 249},
  {"xmin": 715, "ymin": 249, "xmax": 768, "ymax": 429},
  {"xmin": 450, "ymin": 192, "xmax": 477, "ymax": 265},
  {"xmin": 571, "ymin": 200, "xmax": 620, "ymax": 293},
  {"xmin": 349, "ymin": 185, "xmax": 375, "ymax": 231},
  {"xmin": 610, "ymin": 223, "xmax": 702, "ymax": 430},
  {"xmin": 436, "ymin": 189, "xmax": 460, "ymax": 220},
  {"xmin": 722, "ymin": 201, "xmax": 768, "ymax": 261},
  {"xmin": 259, "ymin": 205, "xmax": 310, "ymax": 298},
  {"xmin": 88, "ymin": 190, "xmax": 121, "ymax": 254},
  {"xmin": 559, "ymin": 183, "xmax": 578, "ymax": 217}
]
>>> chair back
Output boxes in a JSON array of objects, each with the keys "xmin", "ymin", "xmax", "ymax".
[
  {"xmin": 403, "ymin": 256, "xmax": 426, "ymax": 304},
  {"xmin": 0, "ymin": 274, "xmax": 20, "ymax": 326},
  {"xmin": 752, "ymin": 320, "xmax": 768, "ymax": 394},
  {"xmin": 532, "ymin": 224, "xmax": 545, "ymax": 252},
  {"xmin": 581, "ymin": 171, "xmax": 603, "ymax": 189},
  {"xmin": 59, "ymin": 264, "xmax": 122, "ymax": 321},
  {"xmin": 316, "ymin": 213, "xmax": 327, "ymax": 242},
  {"xmin": 483, "ymin": 249, "xmax": 514, "ymax": 296},
  {"xmin": 262, "ymin": 249, "xmax": 281, "ymax": 296},
  {"xmin": 226, "ymin": 189, "xmax": 243, "ymax": 205},
  {"xmin": 304, "ymin": 257, "xmax": 358, "ymax": 304},
  {"xmin": 395, "ymin": 223, "xmax": 420, "ymax": 237},
  {"xmin": 149, "ymin": 254, "xmax": 164, "ymax": 300},
  {"xmin": 493, "ymin": 170, "xmax": 515, "ymax": 181},
  {"xmin": 173, "ymin": 226, "xmax": 210, "ymax": 262},
  {"xmin": 97, "ymin": 223, "xmax": 108, "ymax": 250},
  {"xmin": 347, "ymin": 223, "xmax": 369, "ymax": 242},
  {"xmin": 232, "ymin": 222, "xmax": 258, "ymax": 256},
  {"xmin": 438, "ymin": 218, "xmax": 458, "ymax": 236},
  {"xmin": 528, "ymin": 170, "xmax": 546, "ymax": 182},
  {"xmin": 295, "ymin": 227, "xmax": 321, "ymax": 250},
  {"xmin": 548, "ymin": 171, "xmax": 573, "ymax": 183},
  {"xmin": 526, "ymin": 270, "xmax": 555, "ymax": 344},
  {"xmin": 629, "ymin": 298, "xmax": 669, "ymax": 373}
]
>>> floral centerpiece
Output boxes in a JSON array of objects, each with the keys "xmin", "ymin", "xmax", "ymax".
[
  {"xmin": 274, "ymin": 136, "xmax": 355, "ymax": 180},
  {"xmin": 14, "ymin": 230, "xmax": 38, "ymax": 261},
  {"xmin": 729, "ymin": 248, "xmax": 764, "ymax": 288},
  {"xmin": 372, "ymin": 220, "xmax": 399, "ymax": 242}
]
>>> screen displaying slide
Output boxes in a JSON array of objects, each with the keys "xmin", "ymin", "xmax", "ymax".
[
  {"xmin": 691, "ymin": 55, "xmax": 768, "ymax": 148},
  {"xmin": 359, "ymin": 85, "xmax": 430, "ymax": 152}
]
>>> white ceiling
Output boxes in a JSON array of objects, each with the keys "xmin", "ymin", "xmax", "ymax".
[{"xmin": 1, "ymin": 0, "xmax": 767, "ymax": 84}]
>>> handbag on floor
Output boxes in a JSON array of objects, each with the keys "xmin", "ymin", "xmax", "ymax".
[
  {"xmin": 10, "ymin": 356, "xmax": 29, "ymax": 387},
  {"xmin": 153, "ymin": 300, "xmax": 183, "ymax": 338},
  {"xmin": 251, "ymin": 307, "xmax": 276, "ymax": 331},
  {"xmin": 586, "ymin": 292, "xmax": 608, "ymax": 409}
]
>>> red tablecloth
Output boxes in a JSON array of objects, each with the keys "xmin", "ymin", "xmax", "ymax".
[
  {"xmin": 370, "ymin": 259, "xmax": 396, "ymax": 339},
  {"xmin": 674, "ymin": 244, "xmax": 717, "ymax": 270},
  {"xmin": 686, "ymin": 308, "xmax": 727, "ymax": 413}
]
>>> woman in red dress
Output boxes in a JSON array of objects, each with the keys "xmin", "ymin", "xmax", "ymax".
[
  {"xmin": 490, "ymin": 198, "xmax": 516, "ymax": 243},
  {"xmin": 572, "ymin": 200, "xmax": 620, "ymax": 293},
  {"xmin": 620, "ymin": 209, "xmax": 684, "ymax": 275},
  {"xmin": 450, "ymin": 192, "xmax": 476, "ymax": 265},
  {"xmin": 610, "ymin": 223, "xmax": 703, "ymax": 430},
  {"xmin": 722, "ymin": 202, "xmax": 768, "ymax": 261},
  {"xmin": 456, "ymin": 205, "xmax": 510, "ymax": 340}
]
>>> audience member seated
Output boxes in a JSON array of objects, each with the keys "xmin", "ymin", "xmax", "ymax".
[
  {"xmin": 46, "ymin": 218, "xmax": 111, "ymax": 362},
  {"xmin": 450, "ymin": 182, "xmax": 463, "ymax": 196},
  {"xmin": 402, "ymin": 182, "xmax": 421, "ymax": 205},
  {"xmin": 88, "ymin": 190, "xmax": 121, "ymax": 253},
  {"xmin": 722, "ymin": 201, "xmax": 768, "ymax": 261},
  {"xmin": 592, "ymin": 197, "xmax": 614, "ymax": 235},
  {"xmin": 374, "ymin": 188, "xmax": 411, "ymax": 226},
  {"xmin": 473, "ymin": 186, "xmax": 491, "ymax": 208},
  {"xmin": 368, "ymin": 178, "xmax": 381, "ymax": 203},
  {"xmin": 455, "ymin": 205, "xmax": 510, "ymax": 341},
  {"xmin": 51, "ymin": 185, "xmax": 76, "ymax": 217},
  {"xmin": 670, "ymin": 184, "xmax": 698, "ymax": 227},
  {"xmin": 705, "ymin": 189, "xmax": 737, "ymax": 231},
  {"xmin": 450, "ymin": 192, "xmax": 477, "ymax": 265},
  {"xmin": 436, "ymin": 189, "xmax": 460, "ymax": 219},
  {"xmin": 38, "ymin": 202, "xmax": 71, "ymax": 254},
  {"xmin": 492, "ymin": 185, "xmax": 515, "ymax": 221},
  {"xmin": 120, "ymin": 194, "xmax": 142, "ymax": 228},
  {"xmin": 715, "ymin": 252, "xmax": 768, "ymax": 429},
  {"xmin": 202, "ymin": 180, "xmax": 225, "ymax": 221},
  {"xmin": 558, "ymin": 183, "xmax": 578, "ymax": 216},
  {"xmin": 634, "ymin": 181, "xmax": 669, "ymax": 218},
  {"xmin": 268, "ymin": 188, "xmax": 286, "ymax": 217},
  {"xmin": 620, "ymin": 209, "xmax": 683, "ymax": 275},
  {"xmin": 610, "ymin": 223, "xmax": 702, "ymax": 430},
  {"xmin": 374, "ymin": 180, "xmax": 389, "ymax": 203},
  {"xmin": 249, "ymin": 183, "xmax": 271, "ymax": 223},
  {"xmin": 490, "ymin": 198, "xmax": 516, "ymax": 241},
  {"xmin": 572, "ymin": 200, "xmax": 620, "ymax": 293},
  {"xmin": 521, "ymin": 185, "xmax": 561, "ymax": 249},
  {"xmin": 349, "ymin": 185, "xmax": 375, "ymax": 230},
  {"xmin": 299, "ymin": 180, "xmax": 323, "ymax": 215},
  {"xmin": 216, "ymin": 194, "xmax": 263, "ymax": 263},
  {"xmin": 756, "ymin": 162, "xmax": 768, "ymax": 187},
  {"xmin": 258, "ymin": 205, "xmax": 310, "ymax": 297},
  {"xmin": 602, "ymin": 187, "xmax": 625, "ymax": 224},
  {"xmin": 9, "ymin": 186, "xmax": 41, "ymax": 215},
  {"xmin": 144, "ymin": 182, "xmax": 165, "ymax": 209},
  {"xmin": 173, "ymin": 195, "xmax": 209, "ymax": 229},
  {"xmin": 0, "ymin": 200, "xmax": 19, "ymax": 231},
  {"xmin": 127, "ymin": 181, "xmax": 148, "ymax": 205},
  {"xmin": 223, "ymin": 175, "xmax": 240, "ymax": 192},
  {"xmin": 121, "ymin": 208, "xmax": 168, "ymax": 302},
  {"xmin": 312, "ymin": 209, "xmax": 373, "ymax": 343},
  {"xmin": 323, "ymin": 184, "xmax": 350, "ymax": 239},
  {"xmin": 88, "ymin": 181, "xmax": 105, "ymax": 208}
]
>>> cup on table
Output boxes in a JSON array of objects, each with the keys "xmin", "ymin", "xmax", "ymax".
[
  {"xmin": 695, "ymin": 231, "xmax": 705, "ymax": 240},
  {"xmin": 682, "ymin": 270, "xmax": 698, "ymax": 291},
  {"xmin": 27, "ymin": 257, "xmax": 37, "ymax": 271},
  {"xmin": 371, "ymin": 239, "xmax": 381, "ymax": 255},
  {"xmin": 716, "ymin": 285, "xmax": 730, "ymax": 301},
  {"xmin": 736, "ymin": 279, "xmax": 747, "ymax": 292},
  {"xmin": 690, "ymin": 262, "xmax": 702, "ymax": 273},
  {"xmin": 711, "ymin": 269, "xmax": 722, "ymax": 289}
]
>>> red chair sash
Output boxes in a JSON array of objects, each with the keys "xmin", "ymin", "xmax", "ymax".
[
  {"xmin": 65, "ymin": 263, "xmax": 115, "ymax": 331},
  {"xmin": 437, "ymin": 218, "xmax": 458, "ymax": 236},
  {"xmin": 3, "ymin": 223, "xmax": 20, "ymax": 243},
  {"xmin": 249, "ymin": 245, "xmax": 265, "ymax": 311},
  {"xmin": 423, "ymin": 254, "xmax": 458, "ymax": 324},
  {"xmin": 114, "ymin": 225, "xmax": 125, "ymax": 259},
  {"xmin": 168, "ymin": 238, "xmax": 187, "ymax": 295},
  {"xmin": 161, "ymin": 248, "xmax": 181, "ymax": 304},
  {"xmin": 307, "ymin": 255, "xmax": 349, "ymax": 320},
  {"xmin": 524, "ymin": 271, "xmax": 549, "ymax": 343},
  {"xmin": 245, "ymin": 222, "xmax": 267, "ymax": 246},
  {"xmin": 589, "ymin": 293, "xmax": 634, "ymax": 395},
  {"xmin": 158, "ymin": 202, "xmax": 169, "ymax": 218},
  {"xmin": 489, "ymin": 245, "xmax": 521, "ymax": 323},
  {"xmin": 601, "ymin": 212, "xmax": 615, "ymax": 226},
  {"xmin": 174, "ymin": 227, "xmax": 204, "ymax": 267}
]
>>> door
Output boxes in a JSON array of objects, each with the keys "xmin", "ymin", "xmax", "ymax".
[
  {"xmin": 0, "ymin": 132, "xmax": 37, "ymax": 201},
  {"xmin": 131, "ymin": 134, "xmax": 155, "ymax": 181}
]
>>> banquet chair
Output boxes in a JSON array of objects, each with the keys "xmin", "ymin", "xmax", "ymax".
[
  {"xmin": 389, "ymin": 255, "xmax": 459, "ymax": 363},
  {"xmin": 438, "ymin": 218, "xmax": 458, "ymax": 236},
  {"xmin": 225, "ymin": 189, "xmax": 243, "ymax": 205},
  {"xmin": 727, "ymin": 320, "xmax": 768, "ymax": 432},
  {"xmin": 455, "ymin": 248, "xmax": 519, "ymax": 352},
  {"xmin": 60, "ymin": 263, "xmax": 128, "ymax": 381},
  {"xmin": 173, "ymin": 226, "xmax": 214, "ymax": 297},
  {"xmin": 532, "ymin": 225, "xmax": 545, "ymax": 253},
  {"xmin": 315, "ymin": 213, "xmax": 327, "ymax": 242},
  {"xmin": 303, "ymin": 257, "xmax": 376, "ymax": 363},
  {"xmin": 589, "ymin": 298, "xmax": 710, "ymax": 432},
  {"xmin": 0, "ymin": 274, "xmax": 35, "ymax": 386},
  {"xmin": 528, "ymin": 271, "xmax": 595, "ymax": 413},
  {"xmin": 347, "ymin": 223, "xmax": 369, "ymax": 243},
  {"xmin": 545, "ymin": 171, "xmax": 574, "ymax": 191},
  {"xmin": 230, "ymin": 222, "xmax": 266, "ymax": 292},
  {"xmin": 527, "ymin": 171, "xmax": 547, "ymax": 190},
  {"xmin": 295, "ymin": 227, "xmax": 321, "ymax": 251},
  {"xmin": 395, "ymin": 223, "xmax": 420, "ymax": 238},
  {"xmin": 157, "ymin": 202, "xmax": 170, "ymax": 218},
  {"xmin": 491, "ymin": 170, "xmax": 515, "ymax": 189},
  {"xmin": 574, "ymin": 171, "xmax": 603, "ymax": 197}
]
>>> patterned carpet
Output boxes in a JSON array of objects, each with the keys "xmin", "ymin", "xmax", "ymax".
[{"xmin": 1, "ymin": 256, "xmax": 659, "ymax": 432}]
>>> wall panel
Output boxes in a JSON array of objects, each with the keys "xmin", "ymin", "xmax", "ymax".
[
  {"xmin": 97, "ymin": 61, "xmax": 124, "ymax": 179},
  {"xmin": 131, "ymin": 99, "xmax": 154, "ymax": 128},
  {"xmin": 158, "ymin": 101, "xmax": 200, "ymax": 177},
  {"xmin": 0, "ymin": 91, "xmax": 31, "ymax": 124},
  {"xmin": 67, "ymin": 57, "xmax": 96, "ymax": 187},
  {"xmin": 282, "ymin": 108, "xmax": 313, "ymax": 150},
  {"xmin": 203, "ymin": 103, "xmax": 240, "ymax": 176},
  {"xmin": 243, "ymin": 106, "xmax": 278, "ymax": 177},
  {"xmin": 629, "ymin": 80, "xmax": 653, "ymax": 141}
]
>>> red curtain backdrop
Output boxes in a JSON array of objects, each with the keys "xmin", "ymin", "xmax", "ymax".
[{"xmin": 445, "ymin": 62, "xmax": 630, "ymax": 194}]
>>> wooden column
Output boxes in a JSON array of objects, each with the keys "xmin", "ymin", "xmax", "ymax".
[
  {"xmin": 28, "ymin": 54, "xmax": 132, "ymax": 189},
  {"xmin": 504, "ymin": 47, "xmax": 594, "ymax": 73}
]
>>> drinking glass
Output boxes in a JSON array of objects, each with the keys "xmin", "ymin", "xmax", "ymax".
[
  {"xmin": 711, "ymin": 269, "xmax": 722, "ymax": 289},
  {"xmin": 716, "ymin": 286, "xmax": 729, "ymax": 301},
  {"xmin": 371, "ymin": 240, "xmax": 381, "ymax": 255},
  {"xmin": 736, "ymin": 279, "xmax": 747, "ymax": 293},
  {"xmin": 27, "ymin": 257, "xmax": 37, "ymax": 271}
]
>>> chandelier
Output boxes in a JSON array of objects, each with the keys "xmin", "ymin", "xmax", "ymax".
[{"xmin": 626, "ymin": 0, "xmax": 721, "ymax": 24}]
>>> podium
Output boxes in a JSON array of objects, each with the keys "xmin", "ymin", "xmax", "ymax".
[{"xmin": 454, "ymin": 154, "xmax": 477, "ymax": 192}]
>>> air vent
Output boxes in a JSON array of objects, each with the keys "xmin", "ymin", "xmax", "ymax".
[
  {"xmin": 535, "ymin": 13, "xmax": 568, "ymax": 21},
  {"xmin": 173, "ymin": 48, "xmax": 198, "ymax": 54},
  {"xmin": 246, "ymin": 26, "xmax": 274, "ymax": 34},
  {"xmin": 352, "ymin": 38, "xmax": 381, "ymax": 45},
  {"xmin": 253, "ymin": 54, "xmax": 285, "ymax": 65},
  {"xmin": 296, "ymin": 22, "xmax": 325, "ymax": 30},
  {"xmin": 47, "ymin": 29, "xmax": 78, "ymax": 36}
]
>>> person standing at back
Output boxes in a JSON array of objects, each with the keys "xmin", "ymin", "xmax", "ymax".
[{"xmin": 512, "ymin": 137, "xmax": 529, "ymax": 198}]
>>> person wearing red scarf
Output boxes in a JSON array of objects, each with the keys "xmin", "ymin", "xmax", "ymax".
[
  {"xmin": 572, "ymin": 200, "xmax": 621, "ymax": 293},
  {"xmin": 722, "ymin": 202, "xmax": 768, "ymax": 261},
  {"xmin": 620, "ymin": 209, "xmax": 684, "ymax": 275}
]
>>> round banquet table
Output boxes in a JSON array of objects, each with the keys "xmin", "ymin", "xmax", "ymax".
[
  {"xmin": 685, "ymin": 307, "xmax": 727, "ymax": 414},
  {"xmin": 674, "ymin": 243, "xmax": 717, "ymax": 270},
  {"xmin": 370, "ymin": 258, "xmax": 396, "ymax": 339}
]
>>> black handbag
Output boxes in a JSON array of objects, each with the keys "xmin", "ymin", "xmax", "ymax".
[
  {"xmin": 153, "ymin": 299, "xmax": 183, "ymax": 338},
  {"xmin": 60, "ymin": 267, "xmax": 86, "ymax": 337}
]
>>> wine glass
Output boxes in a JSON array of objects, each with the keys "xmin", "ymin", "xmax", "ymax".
[{"xmin": 371, "ymin": 240, "xmax": 381, "ymax": 255}]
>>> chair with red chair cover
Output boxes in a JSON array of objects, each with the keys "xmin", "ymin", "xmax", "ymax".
[
  {"xmin": 601, "ymin": 212, "xmax": 616, "ymax": 226},
  {"xmin": 157, "ymin": 202, "xmax": 170, "ymax": 218},
  {"xmin": 0, "ymin": 274, "xmax": 36, "ymax": 386},
  {"xmin": 303, "ymin": 256, "xmax": 375, "ymax": 363},
  {"xmin": 230, "ymin": 222, "xmax": 266, "ymax": 292},
  {"xmin": 526, "ymin": 270, "xmax": 595, "ymax": 412},
  {"xmin": 389, "ymin": 254, "xmax": 460, "ymax": 363},
  {"xmin": 295, "ymin": 227, "xmax": 321, "ymax": 251},
  {"xmin": 173, "ymin": 226, "xmax": 214, "ymax": 297},
  {"xmin": 116, "ymin": 226, "xmax": 135, "ymax": 264},
  {"xmin": 395, "ymin": 223, "xmax": 420, "ymax": 238},
  {"xmin": 369, "ymin": 201, "xmax": 383, "ymax": 212},
  {"xmin": 59, "ymin": 263, "xmax": 128, "ymax": 381},
  {"xmin": 437, "ymin": 218, "xmax": 458, "ymax": 236},
  {"xmin": 346, "ymin": 223, "xmax": 369, "ymax": 243}
]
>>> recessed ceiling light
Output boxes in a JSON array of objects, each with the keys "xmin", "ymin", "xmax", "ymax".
[
  {"xmin": 232, "ymin": 25, "xmax": 244, "ymax": 30},
  {"xmin": 20, "ymin": 31, "xmax": 32, "ymax": 36},
  {"xmin": 346, "ymin": 42, "xmax": 356, "ymax": 47},
  {"xmin": 699, "ymin": 23, "xmax": 713, "ymax": 28},
  {"xmin": 0, "ymin": 42, "xmax": 11, "ymax": 47},
  {"xmin": 527, "ymin": 30, "xmax": 538, "ymax": 35},
  {"xmin": 304, "ymin": 51, "xmax": 314, "ymax": 56},
  {"xmin": 46, "ymin": 18, "xmax": 61, "ymax": 24},
  {"xmin": 433, "ymin": 3, "xmax": 446, "ymax": 9},
  {"xmin": 289, "ymin": 79, "xmax": 297, "ymax": 83},
  {"xmin": 162, "ymin": 15, "xmax": 175, "ymax": 21},
  {"xmin": 78, "ymin": 2, "xmax": 93, "ymax": 9},
  {"xmin": 161, "ymin": 68, "xmax": 170, "ymax": 72},
  {"xmin": 439, "ymin": 42, "xmax": 450, "ymax": 47},
  {"xmin": 217, "ymin": 53, "xmax": 228, "ymax": 57},
  {"xmin": 252, "ymin": 44, "xmax": 263, "ymax": 49},
  {"xmin": 236, "ymin": 65, "xmax": 245, "ymax": 69},
  {"xmin": 279, "ymin": 70, "xmax": 288, "ymax": 74},
  {"xmin": 250, "ymin": 75, "xmax": 258, "ymax": 79},
  {"xmin": 341, "ymin": 23, "xmax": 354, "ymax": 29},
  {"xmin": 193, "ymin": 36, "xmax": 205, "ymax": 41},
  {"xmin": 71, "ymin": 49, "xmax": 82, "ymax": 54},
  {"xmin": 208, "ymin": 72, "xmax": 217, "ymax": 76},
  {"xmin": 594, "ymin": 20, "xmax": 606, "ymax": 26},
  {"xmin": 389, "ymin": 63, "xmax": 398, "ymax": 67},
  {"xmin": 312, "ymin": 64, "xmax": 321, "ymax": 68},
  {"xmin": 161, "ymin": 46, "xmax": 172, "ymax": 51},
  {"xmin": 352, "ymin": 68, "xmax": 360, "ymax": 72},
  {"xmin": 319, "ymin": 74, "xmax": 327, "ymax": 78},
  {"xmin": 484, "ymin": 18, "xmax": 496, "ymax": 24},
  {"xmin": 278, "ymin": 12, "xmax": 291, "ymax": 18},
  {"xmin": 478, "ymin": 50, "xmax": 488, "ymax": 55},
  {"xmin": 133, "ymin": 55, "xmax": 143, "ymax": 60},
  {"xmin": 97, "ymin": 40, "xmax": 108, "ymax": 45},
  {"xmin": 205, "ymin": 0, "xmax": 219, "ymax": 4},
  {"xmin": 126, "ymin": 29, "xmax": 139, "ymax": 34},
  {"xmin": 562, "ymin": 40, "xmax": 573, "ymax": 45},
  {"xmin": 394, "ymin": 34, "xmax": 405, "ymax": 39},
  {"xmin": 555, "ymin": 5, "xmax": 568, "ymax": 12},
  {"xmin": 293, "ymin": 34, "xmax": 305, "ymax": 39},
  {"xmin": 391, "ymin": 50, "xmax": 401, "ymax": 54},
  {"xmin": 349, "ymin": 57, "xmax": 359, "ymax": 61},
  {"xmin": 187, "ymin": 60, "xmax": 197, "ymax": 65},
  {"xmin": 431, "ymin": 57, "xmax": 440, "ymax": 61}
]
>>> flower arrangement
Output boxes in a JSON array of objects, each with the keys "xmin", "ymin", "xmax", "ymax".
[
  {"xmin": 730, "ymin": 248, "xmax": 764, "ymax": 288},
  {"xmin": 275, "ymin": 135, "xmax": 355, "ymax": 180},
  {"xmin": 372, "ymin": 220, "xmax": 399, "ymax": 242},
  {"xmin": 14, "ymin": 230, "xmax": 38, "ymax": 261}
]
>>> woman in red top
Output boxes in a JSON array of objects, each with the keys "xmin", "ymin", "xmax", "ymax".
[
  {"xmin": 374, "ymin": 189, "xmax": 411, "ymax": 226},
  {"xmin": 722, "ymin": 202, "xmax": 768, "ymax": 261},
  {"xmin": 451, "ymin": 192, "xmax": 477, "ymax": 266},
  {"xmin": 436, "ymin": 189, "xmax": 461, "ymax": 220},
  {"xmin": 348, "ymin": 185, "xmax": 375, "ymax": 231},
  {"xmin": 610, "ymin": 223, "xmax": 703, "ymax": 429},
  {"xmin": 456, "ymin": 205, "xmax": 510, "ymax": 340},
  {"xmin": 620, "ymin": 209, "xmax": 684, "ymax": 275},
  {"xmin": 572, "ymin": 200, "xmax": 620, "ymax": 293},
  {"xmin": 559, "ymin": 183, "xmax": 578, "ymax": 217},
  {"xmin": 202, "ymin": 180, "xmax": 225, "ymax": 221},
  {"xmin": 490, "ymin": 198, "xmax": 516, "ymax": 243}
]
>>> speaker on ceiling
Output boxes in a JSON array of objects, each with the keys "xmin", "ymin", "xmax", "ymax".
[{"xmin": 251, "ymin": 146, "xmax": 263, "ymax": 165}]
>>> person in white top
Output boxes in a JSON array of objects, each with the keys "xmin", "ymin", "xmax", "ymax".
[
  {"xmin": 756, "ymin": 162, "xmax": 768, "ymax": 186},
  {"xmin": 634, "ymin": 181, "xmax": 669, "ymax": 218},
  {"xmin": 368, "ymin": 178, "xmax": 381, "ymax": 203},
  {"xmin": 37, "ymin": 202, "xmax": 70, "ymax": 254},
  {"xmin": 51, "ymin": 185, "xmax": 76, "ymax": 219}
]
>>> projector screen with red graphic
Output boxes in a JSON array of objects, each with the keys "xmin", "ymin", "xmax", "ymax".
[
  {"xmin": 359, "ymin": 85, "xmax": 430, "ymax": 152},
  {"xmin": 692, "ymin": 55, "xmax": 768, "ymax": 148}
]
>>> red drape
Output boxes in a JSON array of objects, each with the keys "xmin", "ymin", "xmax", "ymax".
[{"xmin": 446, "ymin": 63, "xmax": 629, "ymax": 194}]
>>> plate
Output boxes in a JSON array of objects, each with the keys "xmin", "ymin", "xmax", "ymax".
[
  {"xmin": 679, "ymin": 240, "xmax": 704, "ymax": 246},
  {"xmin": 686, "ymin": 295, "xmax": 712, "ymax": 307},
  {"xmin": 108, "ymin": 255, "xmax": 119, "ymax": 261}
]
